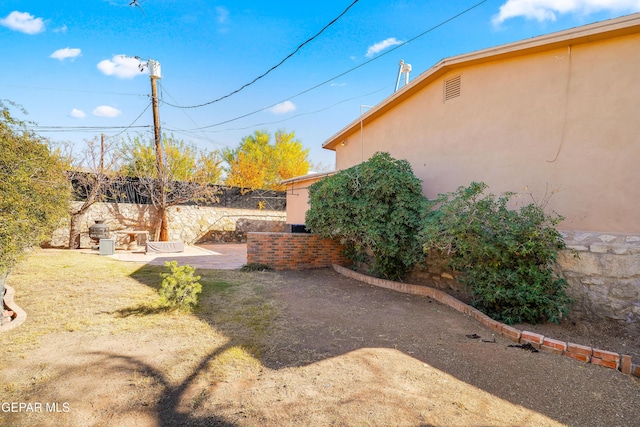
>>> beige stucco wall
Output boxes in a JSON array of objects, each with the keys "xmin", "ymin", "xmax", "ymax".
[
  {"xmin": 332, "ymin": 33, "xmax": 640, "ymax": 234},
  {"xmin": 284, "ymin": 174, "xmax": 332, "ymax": 225}
]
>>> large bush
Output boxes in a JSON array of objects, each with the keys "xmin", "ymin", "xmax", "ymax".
[
  {"xmin": 421, "ymin": 182, "xmax": 570, "ymax": 324},
  {"xmin": 0, "ymin": 103, "xmax": 70, "ymax": 282},
  {"xmin": 306, "ymin": 152, "xmax": 426, "ymax": 280}
]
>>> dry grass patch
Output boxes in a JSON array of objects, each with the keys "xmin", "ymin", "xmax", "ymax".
[
  {"xmin": 0, "ymin": 249, "xmax": 282, "ymax": 426},
  {"xmin": 2, "ymin": 250, "xmax": 164, "ymax": 356}
]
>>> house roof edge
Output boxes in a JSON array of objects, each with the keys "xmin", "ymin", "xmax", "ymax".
[{"xmin": 322, "ymin": 12, "xmax": 640, "ymax": 151}]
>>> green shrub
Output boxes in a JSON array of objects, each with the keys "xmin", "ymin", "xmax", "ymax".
[
  {"xmin": 0, "ymin": 101, "xmax": 70, "ymax": 278},
  {"xmin": 305, "ymin": 152, "xmax": 426, "ymax": 280},
  {"xmin": 159, "ymin": 261, "xmax": 202, "ymax": 311},
  {"xmin": 240, "ymin": 263, "xmax": 273, "ymax": 272},
  {"xmin": 421, "ymin": 182, "xmax": 570, "ymax": 324}
]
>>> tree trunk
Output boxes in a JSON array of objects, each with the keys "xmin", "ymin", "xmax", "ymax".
[
  {"xmin": 0, "ymin": 271, "xmax": 7, "ymax": 326},
  {"xmin": 155, "ymin": 206, "xmax": 170, "ymax": 241},
  {"xmin": 68, "ymin": 213, "xmax": 84, "ymax": 249},
  {"xmin": 160, "ymin": 207, "xmax": 169, "ymax": 241}
]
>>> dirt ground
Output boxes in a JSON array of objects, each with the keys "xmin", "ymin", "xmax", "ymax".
[
  {"xmin": 427, "ymin": 285, "xmax": 640, "ymax": 363},
  {"xmin": 1, "ymin": 264, "xmax": 639, "ymax": 426}
]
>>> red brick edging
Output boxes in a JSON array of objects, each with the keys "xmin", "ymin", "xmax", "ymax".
[{"xmin": 332, "ymin": 264, "xmax": 640, "ymax": 378}]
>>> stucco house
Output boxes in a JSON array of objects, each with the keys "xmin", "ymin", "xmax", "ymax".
[
  {"xmin": 282, "ymin": 171, "xmax": 335, "ymax": 226},
  {"xmin": 285, "ymin": 13, "xmax": 640, "ymax": 321}
]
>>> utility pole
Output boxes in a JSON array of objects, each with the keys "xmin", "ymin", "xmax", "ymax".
[
  {"xmin": 147, "ymin": 59, "xmax": 168, "ymax": 241},
  {"xmin": 148, "ymin": 59, "xmax": 163, "ymax": 175}
]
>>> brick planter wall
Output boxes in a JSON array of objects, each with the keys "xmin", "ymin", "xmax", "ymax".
[{"xmin": 247, "ymin": 232, "xmax": 350, "ymax": 270}]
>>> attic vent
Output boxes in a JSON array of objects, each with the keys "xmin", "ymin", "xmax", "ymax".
[{"xmin": 444, "ymin": 76, "xmax": 461, "ymax": 102}]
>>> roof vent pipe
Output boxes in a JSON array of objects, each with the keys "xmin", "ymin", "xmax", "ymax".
[{"xmin": 395, "ymin": 59, "xmax": 412, "ymax": 92}]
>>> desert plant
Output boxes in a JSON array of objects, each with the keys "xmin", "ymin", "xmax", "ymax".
[
  {"xmin": 421, "ymin": 182, "xmax": 570, "ymax": 324},
  {"xmin": 306, "ymin": 152, "xmax": 426, "ymax": 280},
  {"xmin": 159, "ymin": 261, "xmax": 202, "ymax": 310}
]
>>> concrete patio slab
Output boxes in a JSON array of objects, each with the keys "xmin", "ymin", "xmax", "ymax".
[{"xmin": 100, "ymin": 243, "xmax": 247, "ymax": 270}]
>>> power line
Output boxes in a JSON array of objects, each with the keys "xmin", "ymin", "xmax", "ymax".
[
  {"xmin": 105, "ymin": 101, "xmax": 153, "ymax": 140},
  {"xmin": 158, "ymin": 81, "xmax": 215, "ymax": 143},
  {"xmin": 32, "ymin": 1, "xmax": 487, "ymax": 144},
  {"xmin": 167, "ymin": 0, "xmax": 488, "ymax": 131},
  {"xmin": 1, "ymin": 83, "xmax": 146, "ymax": 98},
  {"xmin": 28, "ymin": 102, "xmax": 153, "ymax": 137},
  {"xmin": 162, "ymin": 0, "xmax": 360, "ymax": 109},
  {"xmin": 164, "ymin": 84, "xmax": 392, "ymax": 135},
  {"xmin": 29, "ymin": 125, "xmax": 151, "ymax": 132}
]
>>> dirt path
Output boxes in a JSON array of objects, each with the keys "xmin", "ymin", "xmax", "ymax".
[
  {"xmin": 1, "ymin": 266, "xmax": 638, "ymax": 426},
  {"xmin": 257, "ymin": 270, "xmax": 639, "ymax": 426}
]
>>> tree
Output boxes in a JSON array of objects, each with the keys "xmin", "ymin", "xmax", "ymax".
[
  {"xmin": 120, "ymin": 134, "xmax": 223, "ymax": 241},
  {"xmin": 306, "ymin": 152, "xmax": 426, "ymax": 280},
  {"xmin": 0, "ymin": 101, "xmax": 70, "ymax": 298},
  {"xmin": 223, "ymin": 130, "xmax": 310, "ymax": 191},
  {"xmin": 66, "ymin": 135, "xmax": 122, "ymax": 249}
]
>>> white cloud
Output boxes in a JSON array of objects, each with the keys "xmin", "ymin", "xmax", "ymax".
[
  {"xmin": 50, "ymin": 47, "xmax": 81, "ymax": 61},
  {"xmin": 70, "ymin": 109, "xmax": 86, "ymax": 119},
  {"xmin": 216, "ymin": 6, "xmax": 230, "ymax": 24},
  {"xmin": 53, "ymin": 25, "xmax": 68, "ymax": 34},
  {"xmin": 0, "ymin": 11, "xmax": 45, "ymax": 34},
  {"xmin": 493, "ymin": 0, "xmax": 640, "ymax": 25},
  {"xmin": 366, "ymin": 37, "xmax": 403, "ymax": 58},
  {"xmin": 92, "ymin": 106, "xmax": 121, "ymax": 118},
  {"xmin": 331, "ymin": 82, "xmax": 347, "ymax": 87},
  {"xmin": 97, "ymin": 55, "xmax": 146, "ymax": 79},
  {"xmin": 268, "ymin": 101, "xmax": 296, "ymax": 114}
]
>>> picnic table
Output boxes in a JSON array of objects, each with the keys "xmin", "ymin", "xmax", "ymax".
[{"xmin": 116, "ymin": 230, "xmax": 149, "ymax": 251}]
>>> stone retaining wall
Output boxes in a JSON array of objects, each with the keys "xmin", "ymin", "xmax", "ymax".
[
  {"xmin": 49, "ymin": 202, "xmax": 286, "ymax": 248},
  {"xmin": 557, "ymin": 231, "xmax": 640, "ymax": 322}
]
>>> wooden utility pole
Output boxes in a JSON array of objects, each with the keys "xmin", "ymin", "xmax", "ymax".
[
  {"xmin": 149, "ymin": 62, "xmax": 163, "ymax": 175},
  {"xmin": 148, "ymin": 59, "xmax": 168, "ymax": 241}
]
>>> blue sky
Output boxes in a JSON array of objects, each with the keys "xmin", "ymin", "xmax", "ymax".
[{"xmin": 2, "ymin": 0, "xmax": 640, "ymax": 169}]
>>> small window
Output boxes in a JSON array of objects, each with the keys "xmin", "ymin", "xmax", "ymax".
[{"xmin": 444, "ymin": 75, "xmax": 461, "ymax": 102}]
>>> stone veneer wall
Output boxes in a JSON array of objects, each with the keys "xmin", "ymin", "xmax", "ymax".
[
  {"xmin": 49, "ymin": 202, "xmax": 286, "ymax": 248},
  {"xmin": 557, "ymin": 231, "xmax": 640, "ymax": 322},
  {"xmin": 247, "ymin": 232, "xmax": 351, "ymax": 270}
]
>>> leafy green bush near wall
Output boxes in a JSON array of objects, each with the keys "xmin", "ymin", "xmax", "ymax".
[
  {"xmin": 421, "ymin": 182, "xmax": 570, "ymax": 324},
  {"xmin": 306, "ymin": 152, "xmax": 426, "ymax": 280}
]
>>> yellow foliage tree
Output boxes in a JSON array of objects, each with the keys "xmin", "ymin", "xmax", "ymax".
[{"xmin": 223, "ymin": 130, "xmax": 310, "ymax": 191}]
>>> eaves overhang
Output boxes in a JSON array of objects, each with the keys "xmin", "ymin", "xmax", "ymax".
[{"xmin": 280, "ymin": 170, "xmax": 336, "ymax": 186}]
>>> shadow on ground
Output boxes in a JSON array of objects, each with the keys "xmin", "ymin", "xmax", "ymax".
[
  {"xmin": 106, "ymin": 266, "xmax": 639, "ymax": 426},
  {"xmin": 5, "ymin": 261, "xmax": 636, "ymax": 426}
]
